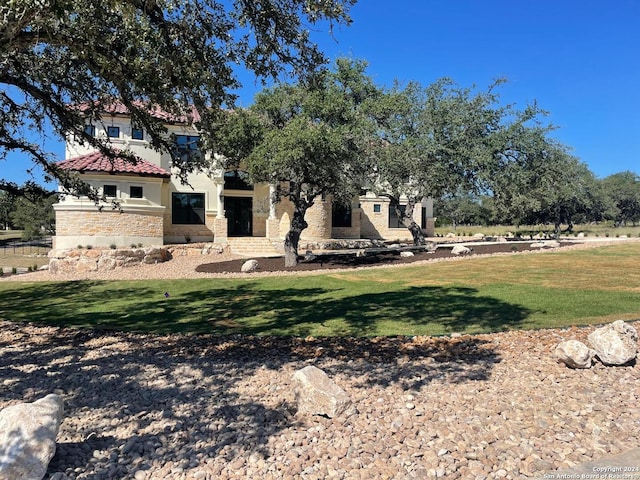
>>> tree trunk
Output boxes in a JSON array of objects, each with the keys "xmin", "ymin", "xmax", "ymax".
[
  {"xmin": 397, "ymin": 198, "xmax": 427, "ymax": 246},
  {"xmin": 283, "ymin": 203, "xmax": 310, "ymax": 267}
]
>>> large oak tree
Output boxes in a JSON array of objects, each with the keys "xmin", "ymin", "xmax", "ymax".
[
  {"xmin": 367, "ymin": 78, "xmax": 544, "ymax": 245},
  {"xmin": 1, "ymin": 0, "xmax": 355, "ymax": 197},
  {"xmin": 213, "ymin": 58, "xmax": 378, "ymax": 266}
]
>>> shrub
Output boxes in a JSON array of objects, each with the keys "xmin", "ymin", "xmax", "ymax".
[
  {"xmin": 138, "ymin": 243, "xmax": 143, "ymax": 247},
  {"xmin": 86, "ymin": 245, "xmax": 93, "ymax": 249},
  {"xmin": 77, "ymin": 245, "xmax": 83, "ymax": 249},
  {"xmin": 110, "ymin": 244, "xmax": 117, "ymax": 249},
  {"xmin": 12, "ymin": 267, "xmax": 17, "ymax": 274}
]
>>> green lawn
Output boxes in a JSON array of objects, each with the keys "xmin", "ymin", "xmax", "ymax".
[{"xmin": 1, "ymin": 242, "xmax": 639, "ymax": 337}]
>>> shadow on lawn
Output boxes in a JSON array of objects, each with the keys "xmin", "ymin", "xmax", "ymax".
[{"xmin": 0, "ymin": 281, "xmax": 532, "ymax": 337}]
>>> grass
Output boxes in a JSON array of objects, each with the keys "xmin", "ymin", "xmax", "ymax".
[
  {"xmin": 435, "ymin": 222, "xmax": 640, "ymax": 239},
  {"xmin": 1, "ymin": 242, "xmax": 639, "ymax": 337}
]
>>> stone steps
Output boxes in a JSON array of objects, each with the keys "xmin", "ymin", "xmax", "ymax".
[{"xmin": 226, "ymin": 237, "xmax": 283, "ymax": 257}]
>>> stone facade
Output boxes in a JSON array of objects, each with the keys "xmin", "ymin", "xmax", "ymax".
[
  {"xmin": 54, "ymin": 206, "xmax": 165, "ymax": 249},
  {"xmin": 360, "ymin": 198, "xmax": 435, "ymax": 241}
]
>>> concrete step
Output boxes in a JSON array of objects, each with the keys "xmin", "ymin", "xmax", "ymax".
[{"xmin": 226, "ymin": 237, "xmax": 283, "ymax": 257}]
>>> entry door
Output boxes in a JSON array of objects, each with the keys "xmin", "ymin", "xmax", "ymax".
[{"xmin": 226, "ymin": 197, "xmax": 253, "ymax": 236}]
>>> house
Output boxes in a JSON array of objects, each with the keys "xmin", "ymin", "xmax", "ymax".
[{"xmin": 53, "ymin": 103, "xmax": 435, "ymax": 252}]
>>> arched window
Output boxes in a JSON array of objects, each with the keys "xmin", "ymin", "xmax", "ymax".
[{"xmin": 224, "ymin": 170, "xmax": 253, "ymax": 190}]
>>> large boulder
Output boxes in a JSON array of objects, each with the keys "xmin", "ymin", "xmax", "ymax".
[
  {"xmin": 240, "ymin": 259, "xmax": 259, "ymax": 273},
  {"xmin": 292, "ymin": 366, "xmax": 353, "ymax": 418},
  {"xmin": 588, "ymin": 320, "xmax": 638, "ymax": 366},
  {"xmin": 554, "ymin": 340, "xmax": 596, "ymax": 369},
  {"xmin": 0, "ymin": 394, "xmax": 64, "ymax": 480},
  {"xmin": 451, "ymin": 245, "xmax": 472, "ymax": 256}
]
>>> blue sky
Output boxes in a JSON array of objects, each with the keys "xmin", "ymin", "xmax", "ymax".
[{"xmin": 4, "ymin": 0, "xmax": 639, "ymax": 186}]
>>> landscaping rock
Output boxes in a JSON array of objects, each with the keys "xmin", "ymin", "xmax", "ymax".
[
  {"xmin": 400, "ymin": 251, "xmax": 414, "ymax": 257},
  {"xmin": 292, "ymin": 365, "xmax": 352, "ymax": 418},
  {"xmin": 554, "ymin": 340, "xmax": 595, "ymax": 369},
  {"xmin": 451, "ymin": 245, "xmax": 472, "ymax": 255},
  {"xmin": 588, "ymin": 320, "xmax": 638, "ymax": 366},
  {"xmin": 0, "ymin": 394, "xmax": 64, "ymax": 480},
  {"xmin": 240, "ymin": 259, "xmax": 259, "ymax": 273}
]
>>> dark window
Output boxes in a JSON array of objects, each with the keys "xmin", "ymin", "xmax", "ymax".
[
  {"xmin": 224, "ymin": 170, "xmax": 253, "ymax": 190},
  {"xmin": 103, "ymin": 185, "xmax": 117, "ymax": 198},
  {"xmin": 107, "ymin": 126, "xmax": 120, "ymax": 138},
  {"xmin": 388, "ymin": 204, "xmax": 406, "ymax": 228},
  {"xmin": 84, "ymin": 125, "xmax": 95, "ymax": 137},
  {"xmin": 421, "ymin": 206, "xmax": 427, "ymax": 229},
  {"xmin": 373, "ymin": 204, "xmax": 381, "ymax": 213},
  {"xmin": 172, "ymin": 193, "xmax": 205, "ymax": 225},
  {"xmin": 130, "ymin": 186, "xmax": 143, "ymax": 199},
  {"xmin": 131, "ymin": 126, "xmax": 144, "ymax": 140},
  {"xmin": 332, "ymin": 203, "xmax": 352, "ymax": 228},
  {"xmin": 173, "ymin": 135, "xmax": 201, "ymax": 159}
]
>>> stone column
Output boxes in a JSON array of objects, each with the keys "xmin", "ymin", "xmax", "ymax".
[
  {"xmin": 213, "ymin": 179, "xmax": 227, "ymax": 242},
  {"xmin": 266, "ymin": 183, "xmax": 280, "ymax": 240}
]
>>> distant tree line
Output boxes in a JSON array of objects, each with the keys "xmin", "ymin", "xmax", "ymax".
[{"xmin": 435, "ymin": 170, "xmax": 640, "ymax": 232}]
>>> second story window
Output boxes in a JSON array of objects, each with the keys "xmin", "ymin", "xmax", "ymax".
[
  {"xmin": 131, "ymin": 126, "xmax": 144, "ymax": 140},
  {"xmin": 84, "ymin": 125, "xmax": 95, "ymax": 137},
  {"xmin": 173, "ymin": 135, "xmax": 201, "ymax": 160},
  {"xmin": 107, "ymin": 126, "xmax": 120, "ymax": 138}
]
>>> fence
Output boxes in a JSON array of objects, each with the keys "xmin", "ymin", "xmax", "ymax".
[{"xmin": 0, "ymin": 237, "xmax": 52, "ymax": 257}]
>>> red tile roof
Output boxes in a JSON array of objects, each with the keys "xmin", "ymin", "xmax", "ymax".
[
  {"xmin": 58, "ymin": 151, "xmax": 171, "ymax": 178},
  {"xmin": 72, "ymin": 100, "xmax": 201, "ymax": 124}
]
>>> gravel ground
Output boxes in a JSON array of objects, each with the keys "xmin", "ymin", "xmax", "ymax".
[
  {"xmin": 1, "ymin": 239, "xmax": 639, "ymax": 479},
  {"xmin": 1, "ymin": 321, "xmax": 639, "ymax": 479}
]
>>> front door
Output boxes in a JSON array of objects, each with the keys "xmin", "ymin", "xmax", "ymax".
[{"xmin": 226, "ymin": 197, "xmax": 253, "ymax": 236}]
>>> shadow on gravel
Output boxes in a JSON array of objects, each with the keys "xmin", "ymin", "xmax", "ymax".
[{"xmin": 0, "ymin": 321, "xmax": 502, "ymax": 478}]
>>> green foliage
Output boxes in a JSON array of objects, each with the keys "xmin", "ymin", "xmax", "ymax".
[
  {"xmin": 213, "ymin": 58, "xmax": 378, "ymax": 264},
  {"xmin": 10, "ymin": 193, "xmax": 57, "ymax": 240},
  {"xmin": 1, "ymin": 0, "xmax": 354, "ymax": 197},
  {"xmin": 490, "ymin": 136, "xmax": 606, "ymax": 233},
  {"xmin": 601, "ymin": 171, "xmax": 640, "ymax": 226},
  {"xmin": 0, "ymin": 191, "xmax": 16, "ymax": 230},
  {"xmin": 368, "ymin": 78, "xmax": 546, "ymax": 244}
]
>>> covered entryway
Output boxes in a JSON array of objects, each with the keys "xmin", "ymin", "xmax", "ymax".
[{"xmin": 226, "ymin": 197, "xmax": 253, "ymax": 236}]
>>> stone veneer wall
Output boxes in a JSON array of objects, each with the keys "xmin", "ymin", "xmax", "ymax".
[
  {"xmin": 331, "ymin": 207, "xmax": 362, "ymax": 239},
  {"xmin": 360, "ymin": 200, "xmax": 434, "ymax": 240},
  {"xmin": 163, "ymin": 211, "xmax": 216, "ymax": 243},
  {"xmin": 48, "ymin": 243, "xmax": 225, "ymax": 274},
  {"xmin": 54, "ymin": 208, "xmax": 165, "ymax": 249}
]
